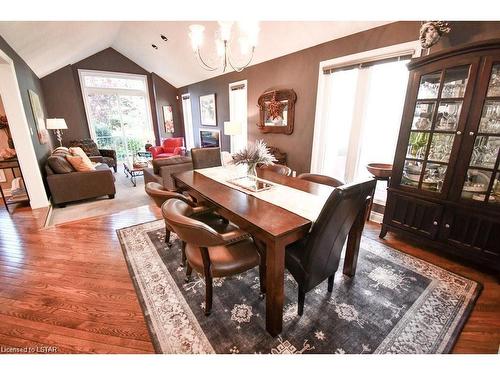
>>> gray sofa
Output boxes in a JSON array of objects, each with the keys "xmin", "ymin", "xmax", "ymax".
[{"xmin": 143, "ymin": 156, "xmax": 193, "ymax": 191}]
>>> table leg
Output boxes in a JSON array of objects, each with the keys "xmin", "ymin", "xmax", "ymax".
[
  {"xmin": 131, "ymin": 172, "xmax": 137, "ymax": 187},
  {"xmin": 265, "ymin": 238, "xmax": 286, "ymax": 336}
]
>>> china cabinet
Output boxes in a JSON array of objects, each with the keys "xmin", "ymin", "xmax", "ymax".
[{"xmin": 381, "ymin": 40, "xmax": 500, "ymax": 273}]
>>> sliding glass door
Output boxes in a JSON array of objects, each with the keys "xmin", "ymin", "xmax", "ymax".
[{"xmin": 80, "ymin": 70, "xmax": 155, "ymax": 161}]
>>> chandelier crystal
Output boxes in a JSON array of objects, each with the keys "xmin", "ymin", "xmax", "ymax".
[{"xmin": 189, "ymin": 21, "xmax": 260, "ymax": 73}]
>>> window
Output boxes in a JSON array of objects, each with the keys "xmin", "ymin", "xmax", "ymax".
[
  {"xmin": 312, "ymin": 42, "xmax": 420, "ymax": 205},
  {"xmin": 228, "ymin": 80, "xmax": 248, "ymax": 153},
  {"xmin": 79, "ymin": 70, "xmax": 155, "ymax": 161},
  {"xmin": 181, "ymin": 94, "xmax": 195, "ymax": 151}
]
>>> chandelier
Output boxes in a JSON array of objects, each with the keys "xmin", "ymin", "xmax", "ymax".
[{"xmin": 188, "ymin": 21, "xmax": 260, "ymax": 73}]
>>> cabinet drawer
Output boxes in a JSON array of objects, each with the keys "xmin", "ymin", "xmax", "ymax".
[
  {"xmin": 385, "ymin": 193, "xmax": 443, "ymax": 239},
  {"xmin": 440, "ymin": 209, "xmax": 500, "ymax": 259}
]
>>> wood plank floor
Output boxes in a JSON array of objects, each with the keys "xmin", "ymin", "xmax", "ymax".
[{"xmin": 0, "ymin": 202, "xmax": 498, "ymax": 353}]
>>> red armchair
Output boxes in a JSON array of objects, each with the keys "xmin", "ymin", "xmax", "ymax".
[{"xmin": 149, "ymin": 137, "xmax": 186, "ymax": 159}]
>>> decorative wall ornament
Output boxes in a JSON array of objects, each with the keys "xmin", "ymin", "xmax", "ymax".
[
  {"xmin": 257, "ymin": 89, "xmax": 297, "ymax": 135},
  {"xmin": 419, "ymin": 21, "xmax": 451, "ymax": 49}
]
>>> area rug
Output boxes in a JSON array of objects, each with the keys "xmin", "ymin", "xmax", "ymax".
[
  {"xmin": 117, "ymin": 219, "xmax": 481, "ymax": 354},
  {"xmin": 46, "ymin": 165, "xmax": 151, "ymax": 227}
]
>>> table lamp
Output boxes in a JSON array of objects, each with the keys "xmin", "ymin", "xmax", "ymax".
[
  {"xmin": 224, "ymin": 121, "xmax": 241, "ymax": 153},
  {"xmin": 46, "ymin": 118, "xmax": 67, "ymax": 147}
]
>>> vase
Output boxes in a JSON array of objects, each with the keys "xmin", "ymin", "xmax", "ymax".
[{"xmin": 246, "ymin": 163, "xmax": 257, "ymax": 177}]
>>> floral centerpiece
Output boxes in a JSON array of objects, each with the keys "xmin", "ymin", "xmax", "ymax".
[{"xmin": 231, "ymin": 140, "xmax": 277, "ymax": 177}]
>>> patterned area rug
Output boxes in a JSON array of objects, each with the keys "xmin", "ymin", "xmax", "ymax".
[{"xmin": 117, "ymin": 220, "xmax": 481, "ymax": 354}]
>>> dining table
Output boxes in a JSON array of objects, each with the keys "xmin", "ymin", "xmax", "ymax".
[{"xmin": 173, "ymin": 167, "xmax": 361, "ymax": 336}]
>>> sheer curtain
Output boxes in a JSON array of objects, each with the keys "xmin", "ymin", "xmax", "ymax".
[
  {"xmin": 311, "ymin": 59, "xmax": 409, "ymax": 202},
  {"xmin": 181, "ymin": 95, "xmax": 195, "ymax": 151},
  {"xmin": 229, "ymin": 82, "xmax": 248, "ymax": 153}
]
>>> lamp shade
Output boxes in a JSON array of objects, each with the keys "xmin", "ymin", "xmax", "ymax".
[
  {"xmin": 46, "ymin": 118, "xmax": 68, "ymax": 130},
  {"xmin": 224, "ymin": 121, "xmax": 241, "ymax": 136}
]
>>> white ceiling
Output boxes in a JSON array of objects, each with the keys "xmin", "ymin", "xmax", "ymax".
[{"xmin": 0, "ymin": 21, "xmax": 391, "ymax": 87}]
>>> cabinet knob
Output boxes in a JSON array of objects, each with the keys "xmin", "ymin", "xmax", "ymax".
[
  {"xmin": 469, "ymin": 131, "xmax": 475, "ymax": 136},
  {"xmin": 445, "ymin": 223, "xmax": 450, "ymax": 228},
  {"xmin": 433, "ymin": 221, "xmax": 438, "ymax": 226},
  {"xmin": 456, "ymin": 131, "xmax": 462, "ymax": 135}
]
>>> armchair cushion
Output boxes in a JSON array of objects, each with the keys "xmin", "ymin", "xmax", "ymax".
[{"xmin": 69, "ymin": 139, "xmax": 100, "ymax": 156}]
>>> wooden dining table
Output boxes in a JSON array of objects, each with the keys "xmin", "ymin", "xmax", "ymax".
[{"xmin": 173, "ymin": 169, "xmax": 335, "ymax": 336}]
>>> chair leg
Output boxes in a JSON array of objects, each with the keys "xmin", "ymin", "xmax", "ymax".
[
  {"xmin": 327, "ymin": 274, "xmax": 335, "ymax": 292},
  {"xmin": 297, "ymin": 287, "xmax": 305, "ymax": 316},
  {"xmin": 181, "ymin": 241, "xmax": 187, "ymax": 267},
  {"xmin": 165, "ymin": 229, "xmax": 171, "ymax": 246},
  {"xmin": 205, "ymin": 273, "xmax": 213, "ymax": 316},
  {"xmin": 185, "ymin": 263, "xmax": 193, "ymax": 282}
]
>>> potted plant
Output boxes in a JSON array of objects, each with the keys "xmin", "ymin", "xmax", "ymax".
[{"xmin": 232, "ymin": 140, "xmax": 277, "ymax": 177}]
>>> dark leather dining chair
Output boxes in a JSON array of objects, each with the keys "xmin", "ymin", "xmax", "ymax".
[
  {"xmin": 145, "ymin": 181, "xmax": 221, "ymax": 241},
  {"xmin": 298, "ymin": 173, "xmax": 344, "ymax": 187},
  {"xmin": 285, "ymin": 178, "xmax": 376, "ymax": 315},
  {"xmin": 163, "ymin": 198, "xmax": 265, "ymax": 316},
  {"xmin": 259, "ymin": 164, "xmax": 292, "ymax": 176},
  {"xmin": 191, "ymin": 147, "xmax": 222, "ymax": 169}
]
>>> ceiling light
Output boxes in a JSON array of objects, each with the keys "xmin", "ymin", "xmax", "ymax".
[
  {"xmin": 188, "ymin": 21, "xmax": 259, "ymax": 73},
  {"xmin": 161, "ymin": 34, "xmax": 168, "ymax": 42},
  {"xmin": 152, "ymin": 44, "xmax": 158, "ymax": 50}
]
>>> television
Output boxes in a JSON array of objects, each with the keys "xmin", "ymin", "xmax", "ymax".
[{"xmin": 200, "ymin": 129, "xmax": 220, "ymax": 148}]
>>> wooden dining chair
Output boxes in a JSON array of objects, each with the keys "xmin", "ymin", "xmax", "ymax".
[
  {"xmin": 191, "ymin": 147, "xmax": 222, "ymax": 169},
  {"xmin": 259, "ymin": 164, "xmax": 292, "ymax": 176},
  {"xmin": 297, "ymin": 173, "xmax": 344, "ymax": 187},
  {"xmin": 163, "ymin": 198, "xmax": 266, "ymax": 316},
  {"xmin": 285, "ymin": 179, "xmax": 376, "ymax": 315}
]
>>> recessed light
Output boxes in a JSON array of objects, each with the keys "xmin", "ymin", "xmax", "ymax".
[
  {"xmin": 160, "ymin": 34, "xmax": 168, "ymax": 42},
  {"xmin": 152, "ymin": 44, "xmax": 158, "ymax": 50}
]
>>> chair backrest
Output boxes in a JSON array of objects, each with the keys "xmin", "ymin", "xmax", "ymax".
[
  {"xmin": 162, "ymin": 137, "xmax": 185, "ymax": 153},
  {"xmin": 259, "ymin": 164, "xmax": 292, "ymax": 176},
  {"xmin": 298, "ymin": 173, "xmax": 344, "ymax": 188},
  {"xmin": 69, "ymin": 139, "xmax": 101, "ymax": 157},
  {"xmin": 191, "ymin": 147, "xmax": 222, "ymax": 169},
  {"xmin": 145, "ymin": 182, "xmax": 192, "ymax": 208},
  {"xmin": 301, "ymin": 179, "xmax": 376, "ymax": 291},
  {"xmin": 163, "ymin": 199, "xmax": 226, "ymax": 246}
]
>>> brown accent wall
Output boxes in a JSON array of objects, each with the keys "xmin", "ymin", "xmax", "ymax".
[
  {"xmin": 41, "ymin": 47, "xmax": 179, "ymax": 147},
  {"xmin": 179, "ymin": 21, "xmax": 500, "ymax": 175},
  {"xmin": 151, "ymin": 73, "xmax": 184, "ymax": 140}
]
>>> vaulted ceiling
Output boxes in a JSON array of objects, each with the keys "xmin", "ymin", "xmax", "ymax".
[{"xmin": 0, "ymin": 21, "xmax": 391, "ymax": 87}]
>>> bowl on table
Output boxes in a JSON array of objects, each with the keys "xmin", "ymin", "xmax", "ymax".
[{"xmin": 366, "ymin": 163, "xmax": 393, "ymax": 179}]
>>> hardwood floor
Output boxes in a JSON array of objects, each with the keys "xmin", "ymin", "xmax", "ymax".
[{"xmin": 0, "ymin": 202, "xmax": 498, "ymax": 353}]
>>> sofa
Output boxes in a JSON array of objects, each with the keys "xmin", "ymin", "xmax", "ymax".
[
  {"xmin": 143, "ymin": 155, "xmax": 193, "ymax": 191},
  {"xmin": 69, "ymin": 139, "xmax": 117, "ymax": 172},
  {"xmin": 45, "ymin": 148, "xmax": 116, "ymax": 207},
  {"xmin": 148, "ymin": 137, "xmax": 186, "ymax": 159}
]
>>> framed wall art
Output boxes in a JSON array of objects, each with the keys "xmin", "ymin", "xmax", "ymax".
[
  {"xmin": 199, "ymin": 93, "xmax": 217, "ymax": 126},
  {"xmin": 162, "ymin": 105, "xmax": 175, "ymax": 133},
  {"xmin": 28, "ymin": 89, "xmax": 49, "ymax": 144}
]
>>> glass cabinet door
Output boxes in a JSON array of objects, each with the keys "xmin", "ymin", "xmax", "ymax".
[
  {"xmin": 460, "ymin": 63, "xmax": 500, "ymax": 204},
  {"xmin": 402, "ymin": 66, "xmax": 470, "ymax": 193}
]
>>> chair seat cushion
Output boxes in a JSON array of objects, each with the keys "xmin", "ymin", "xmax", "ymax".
[
  {"xmin": 102, "ymin": 156, "xmax": 116, "ymax": 167},
  {"xmin": 185, "ymin": 238, "xmax": 260, "ymax": 278},
  {"xmin": 156, "ymin": 152, "xmax": 176, "ymax": 159}
]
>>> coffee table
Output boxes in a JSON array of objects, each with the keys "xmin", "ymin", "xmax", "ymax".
[{"xmin": 123, "ymin": 160, "xmax": 151, "ymax": 187}]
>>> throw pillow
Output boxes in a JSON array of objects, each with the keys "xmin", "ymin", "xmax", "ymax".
[
  {"xmin": 66, "ymin": 155, "xmax": 95, "ymax": 172},
  {"xmin": 47, "ymin": 155, "xmax": 75, "ymax": 174},
  {"xmin": 69, "ymin": 147, "xmax": 95, "ymax": 170}
]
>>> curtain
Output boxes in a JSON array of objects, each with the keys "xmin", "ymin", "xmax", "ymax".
[
  {"xmin": 229, "ymin": 85, "xmax": 247, "ymax": 153},
  {"xmin": 311, "ymin": 60, "xmax": 409, "ymax": 202},
  {"xmin": 181, "ymin": 96, "xmax": 195, "ymax": 151}
]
